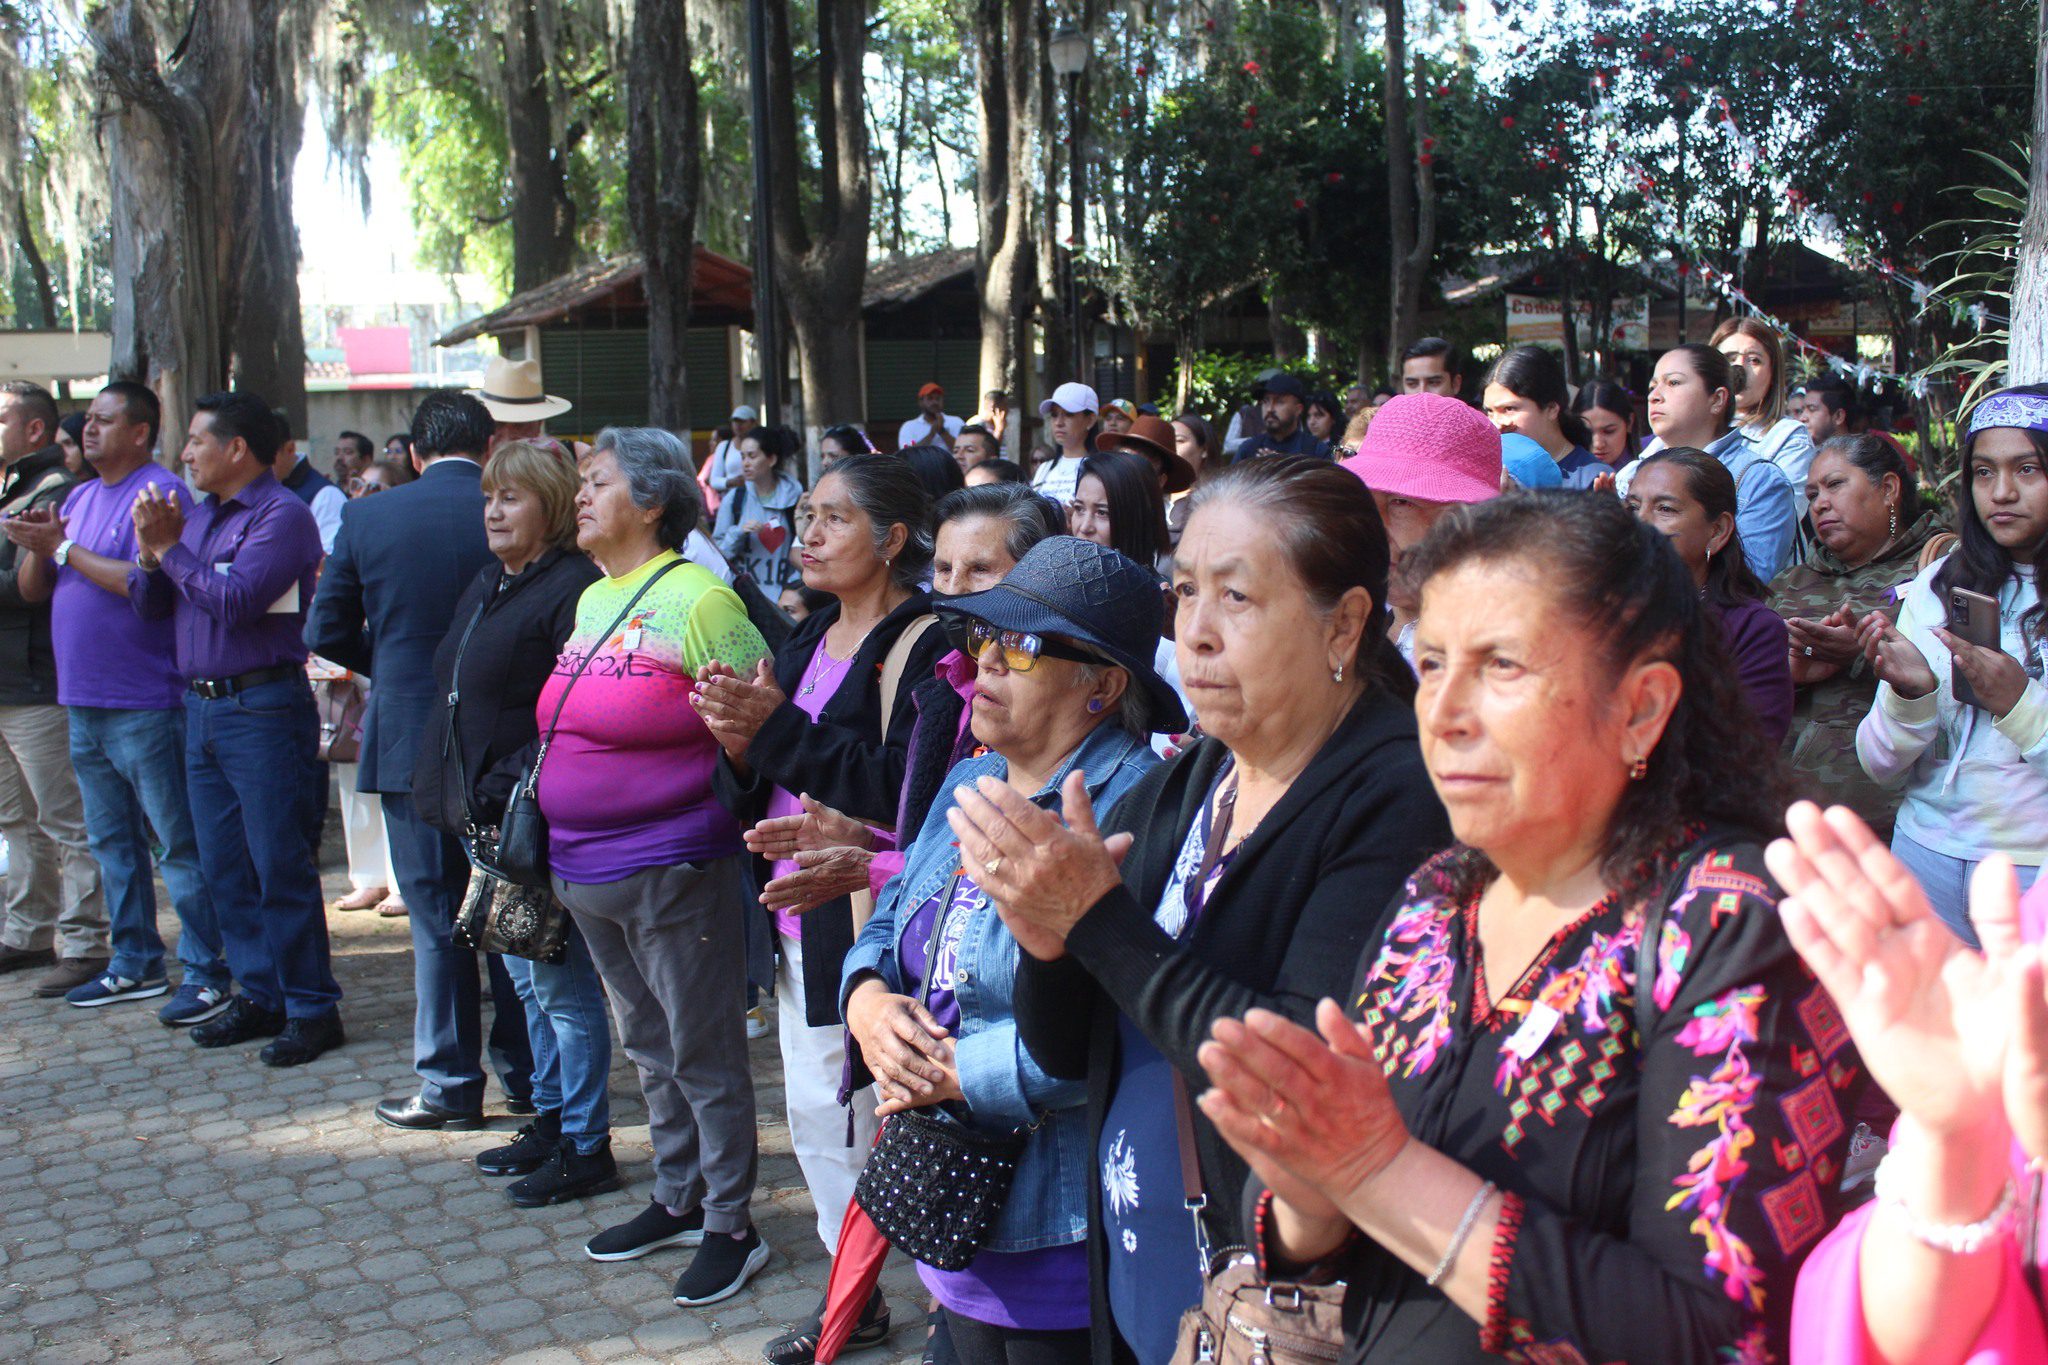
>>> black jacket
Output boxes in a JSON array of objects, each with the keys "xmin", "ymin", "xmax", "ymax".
[
  {"xmin": 1011, "ymin": 689, "xmax": 1453, "ymax": 1365},
  {"xmin": 0, "ymin": 447, "xmax": 76, "ymax": 706},
  {"xmin": 414, "ymin": 547, "xmax": 602, "ymax": 836},
  {"xmin": 716, "ymin": 593, "xmax": 950, "ymax": 1026},
  {"xmin": 305, "ymin": 459, "xmax": 493, "ymax": 792}
]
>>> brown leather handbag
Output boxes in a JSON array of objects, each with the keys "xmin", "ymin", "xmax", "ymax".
[{"xmin": 314, "ymin": 677, "xmax": 366, "ymax": 763}]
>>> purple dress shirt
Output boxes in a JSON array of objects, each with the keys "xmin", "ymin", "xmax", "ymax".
[{"xmin": 127, "ymin": 470, "xmax": 323, "ymax": 682}]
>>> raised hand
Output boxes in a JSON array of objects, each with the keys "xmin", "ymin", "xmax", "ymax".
[
  {"xmin": 947, "ymin": 769, "xmax": 1133, "ymax": 961},
  {"xmin": 1857, "ymin": 610, "xmax": 1938, "ymax": 700},
  {"xmin": 690, "ymin": 656, "xmax": 786, "ymax": 759},
  {"xmin": 1766, "ymin": 802, "xmax": 2015, "ymax": 1143},
  {"xmin": 758, "ymin": 846, "xmax": 875, "ymax": 913},
  {"xmin": 744, "ymin": 792, "xmax": 874, "ymax": 860}
]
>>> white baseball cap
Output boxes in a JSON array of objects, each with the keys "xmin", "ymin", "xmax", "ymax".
[
  {"xmin": 730, "ymin": 405, "xmax": 759, "ymax": 422},
  {"xmin": 1038, "ymin": 382, "xmax": 1100, "ymax": 419}
]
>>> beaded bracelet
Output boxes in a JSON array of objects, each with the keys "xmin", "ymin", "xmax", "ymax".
[
  {"xmin": 1874, "ymin": 1150, "xmax": 2018, "ymax": 1255},
  {"xmin": 1428, "ymin": 1181, "xmax": 1498, "ymax": 1287}
]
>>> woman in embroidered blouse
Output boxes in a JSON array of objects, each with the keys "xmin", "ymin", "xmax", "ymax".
[
  {"xmin": 1192, "ymin": 492, "xmax": 1862, "ymax": 1364},
  {"xmin": 1769, "ymin": 801, "xmax": 2048, "ymax": 1364},
  {"xmin": 952, "ymin": 458, "xmax": 1453, "ymax": 1365}
]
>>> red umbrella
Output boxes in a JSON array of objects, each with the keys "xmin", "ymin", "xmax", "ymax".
[{"xmin": 815, "ymin": 1128, "xmax": 895, "ymax": 1364}]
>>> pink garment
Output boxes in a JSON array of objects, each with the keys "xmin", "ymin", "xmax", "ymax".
[
  {"xmin": 866, "ymin": 650, "xmax": 979, "ymax": 900},
  {"xmin": 769, "ymin": 636, "xmax": 862, "ymax": 938},
  {"xmin": 1789, "ymin": 878, "xmax": 2048, "ymax": 1362}
]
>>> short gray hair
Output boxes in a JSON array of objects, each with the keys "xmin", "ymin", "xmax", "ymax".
[{"xmin": 594, "ymin": 426, "xmax": 702, "ymax": 550}]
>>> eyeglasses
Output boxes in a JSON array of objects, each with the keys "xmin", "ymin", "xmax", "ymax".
[{"xmin": 962, "ymin": 619, "xmax": 1097, "ymax": 673}]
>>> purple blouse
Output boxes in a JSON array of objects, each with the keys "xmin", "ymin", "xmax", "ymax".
[{"xmin": 1714, "ymin": 596, "xmax": 1794, "ymax": 746}]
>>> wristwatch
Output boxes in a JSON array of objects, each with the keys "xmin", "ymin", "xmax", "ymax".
[
  {"xmin": 52, "ymin": 539, "xmax": 73, "ymax": 567},
  {"xmin": 135, "ymin": 548, "xmax": 160, "ymax": 572}
]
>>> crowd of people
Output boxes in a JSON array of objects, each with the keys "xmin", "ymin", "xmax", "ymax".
[{"xmin": 1, "ymin": 318, "xmax": 2045, "ymax": 1365}]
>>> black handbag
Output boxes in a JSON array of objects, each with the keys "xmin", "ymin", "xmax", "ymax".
[
  {"xmin": 476, "ymin": 559, "xmax": 684, "ymax": 887},
  {"xmin": 852, "ymin": 873, "xmax": 1029, "ymax": 1271}
]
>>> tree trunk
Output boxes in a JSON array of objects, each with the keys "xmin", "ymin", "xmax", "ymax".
[
  {"xmin": 1269, "ymin": 291, "xmax": 1308, "ymax": 365},
  {"xmin": 765, "ymin": 0, "xmax": 871, "ymax": 472},
  {"xmin": 231, "ymin": 6, "xmax": 312, "ymax": 436},
  {"xmin": 629, "ymin": 0, "xmax": 701, "ymax": 434},
  {"xmin": 2009, "ymin": 0, "xmax": 2048, "ymax": 383},
  {"xmin": 91, "ymin": 0, "xmax": 256, "ymax": 458},
  {"xmin": 502, "ymin": 0, "xmax": 578, "ymax": 294},
  {"xmin": 1383, "ymin": 0, "xmax": 1435, "ymax": 374},
  {"xmin": 973, "ymin": 0, "xmax": 1039, "ymax": 439},
  {"xmin": 13, "ymin": 200, "xmax": 57, "ymax": 328}
]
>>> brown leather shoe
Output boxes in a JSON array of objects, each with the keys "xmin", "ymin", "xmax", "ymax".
[
  {"xmin": 0, "ymin": 943, "xmax": 53, "ymax": 975},
  {"xmin": 33, "ymin": 956, "xmax": 110, "ymax": 998}
]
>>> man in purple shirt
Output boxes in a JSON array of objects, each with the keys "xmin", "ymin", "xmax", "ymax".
[
  {"xmin": 5, "ymin": 381, "xmax": 231, "ymax": 1024},
  {"xmin": 128, "ymin": 390, "xmax": 343, "ymax": 1067}
]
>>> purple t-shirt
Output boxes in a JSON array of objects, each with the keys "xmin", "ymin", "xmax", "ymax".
[
  {"xmin": 898, "ymin": 874, "xmax": 1092, "ymax": 1330},
  {"xmin": 54, "ymin": 465, "xmax": 189, "ymax": 709}
]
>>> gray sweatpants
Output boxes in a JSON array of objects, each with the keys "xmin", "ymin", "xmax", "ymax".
[{"xmin": 554, "ymin": 855, "xmax": 758, "ymax": 1234}]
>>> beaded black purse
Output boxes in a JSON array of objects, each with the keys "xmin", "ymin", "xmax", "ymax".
[{"xmin": 855, "ymin": 1104, "xmax": 1025, "ymax": 1270}]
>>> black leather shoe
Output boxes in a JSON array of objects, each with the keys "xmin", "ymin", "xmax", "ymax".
[
  {"xmin": 259, "ymin": 1012, "xmax": 345, "ymax": 1067},
  {"xmin": 508, "ymin": 1139, "xmax": 621, "ymax": 1207},
  {"xmin": 376, "ymin": 1094, "xmax": 485, "ymax": 1131},
  {"xmin": 190, "ymin": 996, "xmax": 287, "ymax": 1049},
  {"xmin": 505, "ymin": 1095, "xmax": 538, "ymax": 1117},
  {"xmin": 477, "ymin": 1111, "xmax": 561, "ymax": 1176}
]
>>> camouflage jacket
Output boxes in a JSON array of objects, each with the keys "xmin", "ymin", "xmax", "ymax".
[{"xmin": 1766, "ymin": 509, "xmax": 1946, "ymax": 836}]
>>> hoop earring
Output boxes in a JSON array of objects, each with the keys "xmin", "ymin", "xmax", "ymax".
[{"xmin": 1628, "ymin": 756, "xmax": 1648, "ymax": 781}]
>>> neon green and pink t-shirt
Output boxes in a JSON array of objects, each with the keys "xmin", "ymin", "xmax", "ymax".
[{"xmin": 536, "ymin": 551, "xmax": 769, "ymax": 884}]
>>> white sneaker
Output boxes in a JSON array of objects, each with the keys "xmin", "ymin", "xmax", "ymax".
[{"xmin": 745, "ymin": 1005, "xmax": 769, "ymax": 1040}]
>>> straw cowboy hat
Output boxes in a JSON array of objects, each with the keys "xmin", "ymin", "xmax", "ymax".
[{"xmin": 470, "ymin": 356, "xmax": 572, "ymax": 423}]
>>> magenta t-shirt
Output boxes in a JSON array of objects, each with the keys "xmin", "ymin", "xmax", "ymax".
[
  {"xmin": 767, "ymin": 635, "xmax": 860, "ymax": 939},
  {"xmin": 54, "ymin": 464, "xmax": 190, "ymax": 710}
]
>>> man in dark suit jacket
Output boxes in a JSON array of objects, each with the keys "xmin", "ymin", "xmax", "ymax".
[{"xmin": 306, "ymin": 391, "xmax": 534, "ymax": 1129}]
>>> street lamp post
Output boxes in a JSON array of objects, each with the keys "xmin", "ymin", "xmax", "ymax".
[{"xmin": 1049, "ymin": 23, "xmax": 1089, "ymax": 387}]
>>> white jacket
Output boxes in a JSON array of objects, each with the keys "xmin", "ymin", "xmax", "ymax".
[{"xmin": 1856, "ymin": 558, "xmax": 2048, "ymax": 864}]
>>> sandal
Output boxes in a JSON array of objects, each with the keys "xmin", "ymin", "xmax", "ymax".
[
  {"xmin": 762, "ymin": 1288, "xmax": 890, "ymax": 1365},
  {"xmin": 332, "ymin": 885, "xmax": 388, "ymax": 912},
  {"xmin": 921, "ymin": 1305, "xmax": 954, "ymax": 1365},
  {"xmin": 376, "ymin": 895, "xmax": 408, "ymax": 918}
]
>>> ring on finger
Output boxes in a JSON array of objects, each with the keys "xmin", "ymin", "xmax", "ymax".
[
  {"xmin": 984, "ymin": 854, "xmax": 1004, "ymax": 878},
  {"xmin": 1258, "ymin": 1089, "xmax": 1288, "ymax": 1127}
]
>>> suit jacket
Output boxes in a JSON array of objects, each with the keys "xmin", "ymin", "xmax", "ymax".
[
  {"xmin": 1011, "ymin": 689, "xmax": 1454, "ymax": 1365},
  {"xmin": 304, "ymin": 458, "xmax": 493, "ymax": 793}
]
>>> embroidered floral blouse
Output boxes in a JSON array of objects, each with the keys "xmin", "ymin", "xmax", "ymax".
[{"xmin": 1256, "ymin": 837, "xmax": 1864, "ymax": 1364}]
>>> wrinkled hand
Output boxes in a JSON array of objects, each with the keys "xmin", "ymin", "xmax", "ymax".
[
  {"xmin": 1, "ymin": 505, "xmax": 67, "ymax": 558},
  {"xmin": 1788, "ymin": 611, "xmax": 1860, "ymax": 667},
  {"xmin": 1196, "ymin": 1000, "xmax": 1410, "ymax": 1221},
  {"xmin": 1766, "ymin": 802, "xmax": 2022, "ymax": 1144},
  {"xmin": 130, "ymin": 484, "xmax": 185, "ymax": 559},
  {"xmin": 758, "ymin": 847, "xmax": 875, "ymax": 913},
  {"xmin": 846, "ymin": 978, "xmax": 961, "ymax": 1115},
  {"xmin": 1858, "ymin": 610, "xmax": 1937, "ymax": 700},
  {"xmin": 745, "ymin": 793, "xmax": 874, "ymax": 860},
  {"xmin": 948, "ymin": 770, "xmax": 1133, "ymax": 962},
  {"xmin": 690, "ymin": 657, "xmax": 785, "ymax": 760},
  {"xmin": 1933, "ymin": 627, "xmax": 2031, "ymax": 717}
]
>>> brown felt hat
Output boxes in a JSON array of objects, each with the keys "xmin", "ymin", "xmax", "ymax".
[{"xmin": 1095, "ymin": 414, "xmax": 1195, "ymax": 494}]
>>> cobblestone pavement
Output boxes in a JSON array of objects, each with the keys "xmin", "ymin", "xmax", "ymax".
[{"xmin": 0, "ymin": 838, "xmax": 930, "ymax": 1364}]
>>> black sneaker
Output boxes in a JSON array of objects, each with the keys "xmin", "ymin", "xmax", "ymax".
[
  {"xmin": 478, "ymin": 1111, "xmax": 561, "ymax": 1177},
  {"xmin": 764, "ymin": 1288, "xmax": 891, "ymax": 1365},
  {"xmin": 259, "ymin": 1012, "xmax": 345, "ymax": 1067},
  {"xmin": 509, "ymin": 1139, "xmax": 621, "ymax": 1208},
  {"xmin": 190, "ymin": 996, "xmax": 287, "ymax": 1049},
  {"xmin": 585, "ymin": 1200, "xmax": 705, "ymax": 1262},
  {"xmin": 673, "ymin": 1225, "xmax": 769, "ymax": 1307}
]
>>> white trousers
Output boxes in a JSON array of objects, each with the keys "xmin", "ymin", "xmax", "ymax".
[
  {"xmin": 333, "ymin": 763, "xmax": 397, "ymax": 893},
  {"xmin": 776, "ymin": 934, "xmax": 880, "ymax": 1252}
]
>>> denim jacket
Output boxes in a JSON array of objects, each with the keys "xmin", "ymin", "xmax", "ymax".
[{"xmin": 841, "ymin": 720, "xmax": 1159, "ymax": 1252}]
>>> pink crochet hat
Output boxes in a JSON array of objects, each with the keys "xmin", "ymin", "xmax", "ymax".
[{"xmin": 1340, "ymin": 393, "xmax": 1502, "ymax": 505}]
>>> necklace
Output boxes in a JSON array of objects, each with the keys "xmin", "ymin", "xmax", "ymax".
[{"xmin": 800, "ymin": 621, "xmax": 879, "ymax": 697}]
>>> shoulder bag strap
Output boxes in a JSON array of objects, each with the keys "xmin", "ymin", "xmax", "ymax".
[
  {"xmin": 525, "ymin": 558, "xmax": 685, "ymax": 790},
  {"xmin": 1170, "ymin": 1070, "xmax": 1215, "ymax": 1277},
  {"xmin": 443, "ymin": 591, "xmax": 496, "ymax": 831},
  {"xmin": 876, "ymin": 613, "xmax": 941, "ymax": 741}
]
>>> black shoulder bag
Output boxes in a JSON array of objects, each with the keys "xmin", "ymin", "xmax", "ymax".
[
  {"xmin": 478, "ymin": 558, "xmax": 684, "ymax": 888},
  {"xmin": 853, "ymin": 872, "xmax": 1030, "ymax": 1271}
]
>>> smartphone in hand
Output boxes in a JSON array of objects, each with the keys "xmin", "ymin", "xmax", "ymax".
[{"xmin": 1945, "ymin": 586, "xmax": 2003, "ymax": 710}]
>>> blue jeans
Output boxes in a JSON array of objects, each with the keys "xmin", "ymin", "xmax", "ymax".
[
  {"xmin": 184, "ymin": 679, "xmax": 340, "ymax": 1018},
  {"xmin": 503, "ymin": 920, "xmax": 613, "ymax": 1152},
  {"xmin": 1891, "ymin": 829, "xmax": 2042, "ymax": 950},
  {"xmin": 68, "ymin": 706, "xmax": 227, "ymax": 988},
  {"xmin": 383, "ymin": 790, "xmax": 533, "ymax": 1111}
]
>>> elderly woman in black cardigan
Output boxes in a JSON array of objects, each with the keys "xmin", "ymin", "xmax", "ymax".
[
  {"xmin": 949, "ymin": 458, "xmax": 1452, "ymax": 1365},
  {"xmin": 691, "ymin": 453, "xmax": 947, "ymax": 1346}
]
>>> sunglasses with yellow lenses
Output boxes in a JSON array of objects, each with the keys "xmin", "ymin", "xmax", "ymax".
[{"xmin": 962, "ymin": 619, "xmax": 1096, "ymax": 673}]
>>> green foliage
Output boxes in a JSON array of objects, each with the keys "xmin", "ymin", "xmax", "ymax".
[{"xmin": 1177, "ymin": 347, "xmax": 1352, "ymax": 422}]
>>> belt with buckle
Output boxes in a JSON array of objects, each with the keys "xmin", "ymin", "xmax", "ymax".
[{"xmin": 188, "ymin": 664, "xmax": 302, "ymax": 701}]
